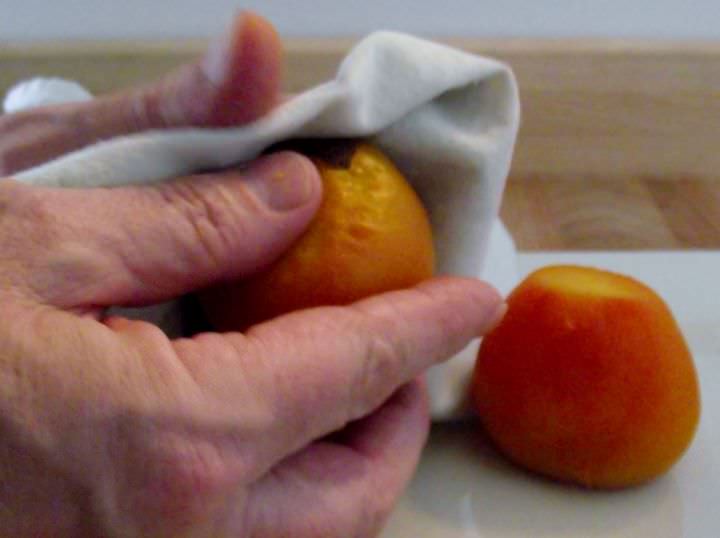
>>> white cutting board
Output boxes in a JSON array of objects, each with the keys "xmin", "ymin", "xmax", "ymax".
[{"xmin": 384, "ymin": 251, "xmax": 720, "ymax": 538}]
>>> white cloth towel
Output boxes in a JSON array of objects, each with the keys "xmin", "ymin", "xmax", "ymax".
[{"xmin": 4, "ymin": 31, "xmax": 521, "ymax": 420}]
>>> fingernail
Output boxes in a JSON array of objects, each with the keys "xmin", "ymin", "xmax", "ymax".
[
  {"xmin": 484, "ymin": 302, "xmax": 508, "ymax": 334},
  {"xmin": 204, "ymin": 40, "xmax": 229, "ymax": 86},
  {"xmin": 245, "ymin": 152, "xmax": 319, "ymax": 211},
  {"xmin": 203, "ymin": 12, "xmax": 254, "ymax": 85},
  {"xmin": 203, "ymin": 20, "xmax": 237, "ymax": 85}
]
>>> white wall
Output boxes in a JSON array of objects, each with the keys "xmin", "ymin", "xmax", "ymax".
[{"xmin": 3, "ymin": 0, "xmax": 720, "ymax": 42}]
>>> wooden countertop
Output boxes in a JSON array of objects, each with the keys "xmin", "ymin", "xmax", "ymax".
[
  {"xmin": 502, "ymin": 178, "xmax": 720, "ymax": 250},
  {"xmin": 2, "ymin": 38, "xmax": 719, "ymax": 251}
]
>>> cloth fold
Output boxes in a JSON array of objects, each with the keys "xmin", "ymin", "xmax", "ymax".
[{"xmin": 5, "ymin": 31, "xmax": 521, "ymax": 420}]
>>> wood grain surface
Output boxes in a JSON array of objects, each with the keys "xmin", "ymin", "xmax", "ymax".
[
  {"xmin": 1, "ymin": 38, "xmax": 719, "ymax": 250},
  {"xmin": 501, "ymin": 178, "xmax": 720, "ymax": 250}
]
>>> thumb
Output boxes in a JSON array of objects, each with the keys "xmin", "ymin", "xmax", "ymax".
[{"xmin": 10, "ymin": 151, "xmax": 322, "ymax": 309}]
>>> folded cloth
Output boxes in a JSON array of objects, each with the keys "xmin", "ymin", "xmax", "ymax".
[{"xmin": 5, "ymin": 31, "xmax": 521, "ymax": 420}]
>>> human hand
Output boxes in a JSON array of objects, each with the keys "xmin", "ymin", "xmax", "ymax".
[
  {"xmin": 0, "ymin": 12, "xmax": 505, "ymax": 538},
  {"xmin": 0, "ymin": 12, "xmax": 281, "ymax": 175}
]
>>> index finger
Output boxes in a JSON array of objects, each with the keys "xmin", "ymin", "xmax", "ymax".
[
  {"xmin": 0, "ymin": 12, "xmax": 281, "ymax": 175},
  {"xmin": 172, "ymin": 276, "xmax": 505, "ymax": 477}
]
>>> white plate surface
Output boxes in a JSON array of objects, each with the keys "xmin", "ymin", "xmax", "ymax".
[{"xmin": 383, "ymin": 251, "xmax": 720, "ymax": 538}]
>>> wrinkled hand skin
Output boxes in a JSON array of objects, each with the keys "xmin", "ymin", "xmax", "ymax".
[{"xmin": 0, "ymin": 12, "xmax": 504, "ymax": 538}]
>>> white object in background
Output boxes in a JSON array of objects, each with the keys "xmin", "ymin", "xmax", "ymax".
[
  {"xmin": 6, "ymin": 31, "xmax": 521, "ymax": 421},
  {"xmin": 3, "ymin": 77, "xmax": 93, "ymax": 113}
]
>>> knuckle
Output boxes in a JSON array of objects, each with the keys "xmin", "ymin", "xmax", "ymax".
[
  {"xmin": 0, "ymin": 150, "xmax": 13, "ymax": 176},
  {"xmin": 159, "ymin": 179, "xmax": 247, "ymax": 271},
  {"xmin": 0, "ymin": 142, "xmax": 30, "ymax": 176},
  {"xmin": 118, "ymin": 423, "xmax": 239, "ymax": 523},
  {"xmin": 0, "ymin": 180, "xmax": 60, "ymax": 243},
  {"xmin": 349, "ymin": 319, "xmax": 408, "ymax": 419},
  {"xmin": 0, "ymin": 106, "xmax": 93, "ymax": 176},
  {"xmin": 0, "ymin": 181, "xmax": 96, "ymax": 301},
  {"xmin": 0, "ymin": 109, "xmax": 32, "ymax": 133},
  {"xmin": 359, "ymin": 494, "xmax": 395, "ymax": 537},
  {"xmin": 0, "ymin": 111, "xmax": 46, "ymax": 174},
  {"xmin": 327, "ymin": 476, "xmax": 395, "ymax": 538}
]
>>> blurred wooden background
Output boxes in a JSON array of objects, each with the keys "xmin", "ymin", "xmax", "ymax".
[{"xmin": 2, "ymin": 38, "xmax": 719, "ymax": 250}]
